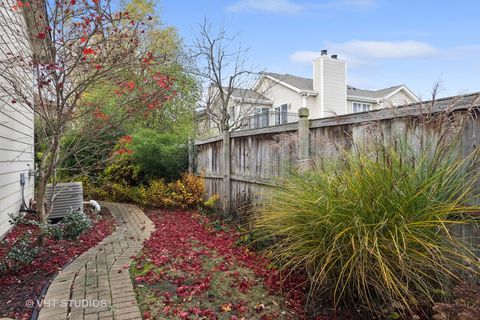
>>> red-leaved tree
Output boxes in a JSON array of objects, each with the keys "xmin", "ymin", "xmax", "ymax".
[{"xmin": 0, "ymin": 0, "xmax": 175, "ymax": 229}]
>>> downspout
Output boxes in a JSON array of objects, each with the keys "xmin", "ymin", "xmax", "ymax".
[{"xmin": 301, "ymin": 92, "xmax": 313, "ymax": 115}]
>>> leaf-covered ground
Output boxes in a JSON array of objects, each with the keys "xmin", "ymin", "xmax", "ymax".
[
  {"xmin": 132, "ymin": 210, "xmax": 307, "ymax": 320},
  {"xmin": 0, "ymin": 208, "xmax": 115, "ymax": 319}
]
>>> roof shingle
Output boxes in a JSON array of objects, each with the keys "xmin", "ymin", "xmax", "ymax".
[
  {"xmin": 264, "ymin": 72, "xmax": 404, "ymax": 99},
  {"xmin": 263, "ymin": 72, "xmax": 314, "ymax": 91},
  {"xmin": 227, "ymin": 87, "xmax": 272, "ymax": 101}
]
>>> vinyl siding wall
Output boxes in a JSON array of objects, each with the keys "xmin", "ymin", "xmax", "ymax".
[
  {"xmin": 258, "ymin": 78, "xmax": 317, "ymax": 115},
  {"xmin": 346, "ymin": 90, "xmax": 418, "ymax": 113},
  {"xmin": 315, "ymin": 58, "xmax": 347, "ymax": 117},
  {"xmin": 379, "ymin": 90, "xmax": 416, "ymax": 108},
  {"xmin": 0, "ymin": 4, "xmax": 35, "ymax": 237}
]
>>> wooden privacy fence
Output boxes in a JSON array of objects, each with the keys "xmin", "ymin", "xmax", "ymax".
[
  {"xmin": 194, "ymin": 107, "xmax": 309, "ymax": 214},
  {"xmin": 194, "ymin": 93, "xmax": 480, "ymax": 254},
  {"xmin": 194, "ymin": 93, "xmax": 480, "ymax": 210}
]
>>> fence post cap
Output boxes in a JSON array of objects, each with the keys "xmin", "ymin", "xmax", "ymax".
[{"xmin": 298, "ymin": 108, "xmax": 309, "ymax": 118}]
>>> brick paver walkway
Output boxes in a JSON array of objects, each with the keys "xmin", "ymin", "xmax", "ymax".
[{"xmin": 37, "ymin": 202, "xmax": 154, "ymax": 320}]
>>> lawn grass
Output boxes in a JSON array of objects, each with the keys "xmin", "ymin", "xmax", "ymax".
[{"xmin": 131, "ymin": 209, "xmax": 306, "ymax": 320}]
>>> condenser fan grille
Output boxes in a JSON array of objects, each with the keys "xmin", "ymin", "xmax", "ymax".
[{"xmin": 46, "ymin": 182, "xmax": 84, "ymax": 219}]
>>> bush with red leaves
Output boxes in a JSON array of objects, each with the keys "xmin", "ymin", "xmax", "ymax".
[{"xmin": 0, "ymin": 208, "xmax": 115, "ymax": 319}]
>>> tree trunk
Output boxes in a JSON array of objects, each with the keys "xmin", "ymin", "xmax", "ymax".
[
  {"xmin": 35, "ymin": 173, "xmax": 48, "ymax": 225},
  {"xmin": 35, "ymin": 137, "xmax": 59, "ymax": 244},
  {"xmin": 35, "ymin": 172, "xmax": 48, "ymax": 245}
]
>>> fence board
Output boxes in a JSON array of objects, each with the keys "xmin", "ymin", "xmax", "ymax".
[
  {"xmin": 196, "ymin": 96, "xmax": 480, "ymax": 255},
  {"xmin": 195, "ymin": 95, "xmax": 480, "ymax": 212}
]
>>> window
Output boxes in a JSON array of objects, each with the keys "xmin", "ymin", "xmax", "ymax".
[
  {"xmin": 231, "ymin": 106, "xmax": 236, "ymax": 123},
  {"xmin": 274, "ymin": 104, "xmax": 289, "ymax": 125},
  {"xmin": 254, "ymin": 107, "xmax": 270, "ymax": 128},
  {"xmin": 261, "ymin": 108, "xmax": 269, "ymax": 127},
  {"xmin": 254, "ymin": 108, "xmax": 260, "ymax": 128},
  {"xmin": 281, "ymin": 104, "xmax": 288, "ymax": 124},
  {"xmin": 275, "ymin": 107, "xmax": 281, "ymax": 125},
  {"xmin": 352, "ymin": 102, "xmax": 371, "ymax": 113}
]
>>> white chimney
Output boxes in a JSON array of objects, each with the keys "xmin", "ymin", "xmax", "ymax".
[{"xmin": 313, "ymin": 50, "xmax": 347, "ymax": 117}]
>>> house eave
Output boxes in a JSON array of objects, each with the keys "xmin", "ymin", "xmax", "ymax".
[
  {"xmin": 299, "ymin": 90, "xmax": 318, "ymax": 96},
  {"xmin": 347, "ymin": 95, "xmax": 378, "ymax": 103},
  {"xmin": 261, "ymin": 74, "xmax": 304, "ymax": 94},
  {"xmin": 232, "ymin": 97, "xmax": 274, "ymax": 105},
  {"xmin": 383, "ymin": 85, "xmax": 420, "ymax": 102}
]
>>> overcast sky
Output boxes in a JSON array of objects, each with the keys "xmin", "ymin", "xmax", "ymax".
[{"xmin": 160, "ymin": 0, "xmax": 480, "ymax": 98}]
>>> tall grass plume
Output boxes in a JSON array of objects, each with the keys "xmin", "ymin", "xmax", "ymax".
[{"xmin": 255, "ymin": 138, "xmax": 480, "ymax": 315}]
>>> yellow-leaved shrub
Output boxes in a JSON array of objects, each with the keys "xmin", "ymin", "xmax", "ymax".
[
  {"xmin": 82, "ymin": 172, "xmax": 206, "ymax": 210},
  {"xmin": 140, "ymin": 173, "xmax": 206, "ymax": 209},
  {"xmin": 203, "ymin": 194, "xmax": 220, "ymax": 209}
]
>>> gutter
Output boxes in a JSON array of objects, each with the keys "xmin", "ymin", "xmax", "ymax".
[
  {"xmin": 299, "ymin": 91, "xmax": 318, "ymax": 96},
  {"xmin": 346, "ymin": 95, "xmax": 378, "ymax": 103},
  {"xmin": 300, "ymin": 91, "xmax": 316, "ymax": 110},
  {"xmin": 233, "ymin": 97, "xmax": 273, "ymax": 105}
]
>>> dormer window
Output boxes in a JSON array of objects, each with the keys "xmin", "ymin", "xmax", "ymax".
[{"xmin": 352, "ymin": 102, "xmax": 371, "ymax": 113}]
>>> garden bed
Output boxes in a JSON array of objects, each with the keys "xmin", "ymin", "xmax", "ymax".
[{"xmin": 0, "ymin": 207, "xmax": 115, "ymax": 319}]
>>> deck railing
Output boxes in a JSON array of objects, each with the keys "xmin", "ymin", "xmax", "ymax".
[{"xmin": 237, "ymin": 111, "xmax": 298, "ymax": 131}]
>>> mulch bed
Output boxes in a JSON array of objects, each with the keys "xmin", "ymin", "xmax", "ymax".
[{"xmin": 0, "ymin": 207, "xmax": 115, "ymax": 319}]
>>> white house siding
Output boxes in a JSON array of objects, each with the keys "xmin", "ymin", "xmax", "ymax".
[
  {"xmin": 379, "ymin": 90, "xmax": 415, "ymax": 108},
  {"xmin": 258, "ymin": 78, "xmax": 316, "ymax": 116},
  {"xmin": 305, "ymin": 96, "xmax": 317, "ymax": 116},
  {"xmin": 320, "ymin": 59, "xmax": 347, "ymax": 117},
  {"xmin": 346, "ymin": 90, "xmax": 417, "ymax": 114},
  {"xmin": 235, "ymin": 101, "xmax": 270, "ymax": 121},
  {"xmin": 0, "ymin": 4, "xmax": 35, "ymax": 237}
]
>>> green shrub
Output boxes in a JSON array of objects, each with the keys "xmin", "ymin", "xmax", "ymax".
[
  {"xmin": 8, "ymin": 212, "xmax": 40, "ymax": 226},
  {"xmin": 235, "ymin": 226, "xmax": 273, "ymax": 251},
  {"xmin": 101, "ymin": 154, "xmax": 142, "ymax": 186},
  {"xmin": 109, "ymin": 182, "xmax": 140, "ymax": 203},
  {"xmin": 78, "ymin": 175, "xmax": 109, "ymax": 201},
  {"xmin": 57, "ymin": 128, "xmax": 120, "ymax": 180},
  {"xmin": 255, "ymin": 141, "xmax": 480, "ymax": 315},
  {"xmin": 0, "ymin": 232, "xmax": 40, "ymax": 274},
  {"xmin": 47, "ymin": 224, "xmax": 64, "ymax": 240},
  {"xmin": 131, "ymin": 129, "xmax": 188, "ymax": 181},
  {"xmin": 62, "ymin": 210, "xmax": 92, "ymax": 239}
]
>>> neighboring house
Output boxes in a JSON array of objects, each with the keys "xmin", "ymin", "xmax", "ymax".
[
  {"xmin": 197, "ymin": 50, "xmax": 419, "ymax": 137},
  {"xmin": 196, "ymin": 86, "xmax": 274, "ymax": 138},
  {"xmin": 0, "ymin": 4, "xmax": 35, "ymax": 237}
]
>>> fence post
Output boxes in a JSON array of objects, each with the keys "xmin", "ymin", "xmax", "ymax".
[
  {"xmin": 298, "ymin": 107, "xmax": 310, "ymax": 168},
  {"xmin": 188, "ymin": 138, "xmax": 194, "ymax": 173},
  {"xmin": 222, "ymin": 129, "xmax": 231, "ymax": 214}
]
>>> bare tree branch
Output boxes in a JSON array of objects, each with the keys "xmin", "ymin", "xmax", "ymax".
[
  {"xmin": 0, "ymin": 0, "xmax": 170, "ymax": 231},
  {"xmin": 191, "ymin": 20, "xmax": 276, "ymax": 135}
]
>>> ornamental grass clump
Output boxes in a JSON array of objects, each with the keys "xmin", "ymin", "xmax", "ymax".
[{"xmin": 255, "ymin": 140, "xmax": 480, "ymax": 315}]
